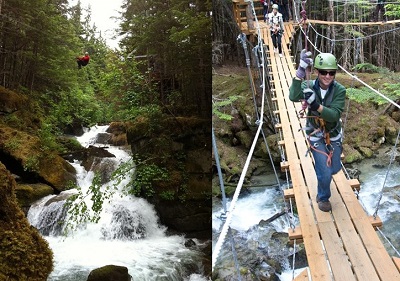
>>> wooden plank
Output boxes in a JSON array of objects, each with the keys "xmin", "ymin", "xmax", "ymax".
[
  {"xmin": 333, "ymin": 172, "xmax": 400, "ymax": 280},
  {"xmin": 369, "ymin": 215, "xmax": 383, "ymax": 229},
  {"xmin": 348, "ymin": 178, "xmax": 360, "ymax": 191},
  {"xmin": 280, "ymin": 161, "xmax": 289, "ymax": 171},
  {"xmin": 284, "ymin": 188, "xmax": 295, "ymax": 200},
  {"xmin": 288, "ymin": 226, "xmax": 303, "ymax": 240},
  {"xmin": 393, "ymin": 257, "xmax": 400, "ymax": 271},
  {"xmin": 266, "ymin": 28, "xmax": 332, "ymax": 280},
  {"xmin": 318, "ymin": 221, "xmax": 358, "ymax": 281},
  {"xmin": 328, "ymin": 182, "xmax": 380, "ymax": 281},
  {"xmin": 275, "ymin": 39, "xmax": 359, "ymax": 281},
  {"xmin": 293, "ymin": 269, "xmax": 309, "ymax": 281}
]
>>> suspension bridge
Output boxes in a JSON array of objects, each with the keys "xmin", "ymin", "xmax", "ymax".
[{"xmin": 213, "ymin": 1, "xmax": 400, "ymax": 280}]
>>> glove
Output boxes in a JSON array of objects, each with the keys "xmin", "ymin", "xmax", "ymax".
[
  {"xmin": 296, "ymin": 49, "xmax": 313, "ymax": 79},
  {"xmin": 303, "ymin": 88, "xmax": 320, "ymax": 111}
]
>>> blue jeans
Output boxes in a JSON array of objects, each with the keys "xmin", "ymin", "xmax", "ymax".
[{"xmin": 309, "ymin": 139, "xmax": 342, "ymax": 202}]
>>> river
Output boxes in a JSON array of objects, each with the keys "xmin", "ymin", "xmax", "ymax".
[
  {"xmin": 212, "ymin": 146, "xmax": 400, "ymax": 280},
  {"xmin": 28, "ymin": 125, "xmax": 208, "ymax": 281}
]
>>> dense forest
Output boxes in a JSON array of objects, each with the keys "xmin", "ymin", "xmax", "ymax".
[
  {"xmin": 213, "ymin": 0, "xmax": 400, "ymax": 71},
  {"xmin": 1, "ymin": 0, "xmax": 211, "ymax": 129}
]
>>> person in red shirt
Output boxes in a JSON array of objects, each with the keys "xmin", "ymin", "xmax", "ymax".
[{"xmin": 76, "ymin": 52, "xmax": 90, "ymax": 69}]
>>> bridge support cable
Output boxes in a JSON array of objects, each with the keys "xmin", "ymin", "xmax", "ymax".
[
  {"xmin": 212, "ymin": 126, "xmax": 228, "ymax": 215},
  {"xmin": 372, "ymin": 128, "xmax": 400, "ymax": 219},
  {"xmin": 212, "ymin": 124, "xmax": 263, "ymax": 270},
  {"xmin": 212, "ymin": 0, "xmax": 270, "ymax": 271},
  {"xmin": 376, "ymin": 226, "xmax": 400, "ymax": 258}
]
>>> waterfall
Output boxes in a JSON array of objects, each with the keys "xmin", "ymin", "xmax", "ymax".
[{"xmin": 28, "ymin": 125, "xmax": 207, "ymax": 281}]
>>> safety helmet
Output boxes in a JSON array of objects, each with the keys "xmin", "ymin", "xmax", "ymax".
[
  {"xmin": 272, "ymin": 4, "xmax": 279, "ymax": 10},
  {"xmin": 314, "ymin": 53, "xmax": 338, "ymax": 70},
  {"xmin": 85, "ymin": 52, "xmax": 89, "ymax": 55}
]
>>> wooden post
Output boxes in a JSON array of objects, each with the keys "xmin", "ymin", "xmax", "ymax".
[{"xmin": 244, "ymin": 0, "xmax": 254, "ymax": 30}]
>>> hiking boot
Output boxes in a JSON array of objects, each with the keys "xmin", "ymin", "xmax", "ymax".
[{"xmin": 318, "ymin": 201, "xmax": 332, "ymax": 212}]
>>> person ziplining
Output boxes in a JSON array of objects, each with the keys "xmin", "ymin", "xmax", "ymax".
[{"xmin": 76, "ymin": 52, "xmax": 90, "ymax": 69}]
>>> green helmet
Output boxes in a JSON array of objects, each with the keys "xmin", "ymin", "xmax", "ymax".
[
  {"xmin": 272, "ymin": 4, "xmax": 279, "ymax": 10},
  {"xmin": 314, "ymin": 53, "xmax": 338, "ymax": 70}
]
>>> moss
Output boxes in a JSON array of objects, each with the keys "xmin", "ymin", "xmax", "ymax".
[
  {"xmin": 343, "ymin": 144, "xmax": 363, "ymax": 164},
  {"xmin": 0, "ymin": 162, "xmax": 53, "ymax": 280},
  {"xmin": 15, "ymin": 183, "xmax": 54, "ymax": 207},
  {"xmin": 87, "ymin": 265, "xmax": 131, "ymax": 281}
]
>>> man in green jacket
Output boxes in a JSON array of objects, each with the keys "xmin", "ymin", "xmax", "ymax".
[{"xmin": 289, "ymin": 50, "xmax": 346, "ymax": 212}]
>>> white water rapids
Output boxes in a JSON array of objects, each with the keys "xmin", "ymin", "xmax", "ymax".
[
  {"xmin": 28, "ymin": 125, "xmax": 208, "ymax": 281},
  {"xmin": 212, "ymin": 149, "xmax": 400, "ymax": 280}
]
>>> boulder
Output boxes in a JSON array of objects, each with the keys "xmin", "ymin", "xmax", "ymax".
[
  {"xmin": 126, "ymin": 116, "xmax": 211, "ymax": 239},
  {"xmin": 15, "ymin": 183, "xmax": 54, "ymax": 207},
  {"xmin": 0, "ymin": 124, "xmax": 76, "ymax": 191},
  {"xmin": 106, "ymin": 122, "xmax": 128, "ymax": 146},
  {"xmin": 87, "ymin": 265, "xmax": 132, "ymax": 281},
  {"xmin": 0, "ymin": 161, "xmax": 53, "ymax": 280}
]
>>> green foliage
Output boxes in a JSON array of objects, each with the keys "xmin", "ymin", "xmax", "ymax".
[
  {"xmin": 159, "ymin": 190, "xmax": 176, "ymax": 201},
  {"xmin": 347, "ymin": 82, "xmax": 400, "ymax": 105},
  {"xmin": 131, "ymin": 163, "xmax": 169, "ymax": 197},
  {"xmin": 64, "ymin": 173, "xmax": 111, "ymax": 234},
  {"xmin": 23, "ymin": 155, "xmax": 40, "ymax": 172},
  {"xmin": 37, "ymin": 122, "xmax": 63, "ymax": 153},
  {"xmin": 352, "ymin": 63, "xmax": 391, "ymax": 74},
  {"xmin": 4, "ymin": 137, "xmax": 21, "ymax": 152},
  {"xmin": 212, "ymin": 95, "xmax": 243, "ymax": 120},
  {"xmin": 385, "ymin": 4, "xmax": 400, "ymax": 18}
]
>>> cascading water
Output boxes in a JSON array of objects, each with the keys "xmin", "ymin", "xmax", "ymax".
[
  {"xmin": 28, "ymin": 125, "xmax": 207, "ymax": 281},
  {"xmin": 212, "ymin": 148, "xmax": 400, "ymax": 281}
]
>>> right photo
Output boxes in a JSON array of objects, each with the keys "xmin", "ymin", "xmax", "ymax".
[{"xmin": 212, "ymin": 0, "xmax": 400, "ymax": 280}]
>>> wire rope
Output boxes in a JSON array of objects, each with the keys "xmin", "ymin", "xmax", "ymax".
[
  {"xmin": 372, "ymin": 128, "xmax": 400, "ymax": 218},
  {"xmin": 212, "ymin": 0, "xmax": 268, "ymax": 271}
]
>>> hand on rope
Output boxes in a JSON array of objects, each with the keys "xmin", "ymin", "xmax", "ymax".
[
  {"xmin": 296, "ymin": 49, "xmax": 313, "ymax": 79},
  {"xmin": 303, "ymin": 88, "xmax": 320, "ymax": 111}
]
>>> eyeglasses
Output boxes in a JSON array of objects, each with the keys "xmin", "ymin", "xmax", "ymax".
[{"xmin": 319, "ymin": 70, "xmax": 336, "ymax": 76}]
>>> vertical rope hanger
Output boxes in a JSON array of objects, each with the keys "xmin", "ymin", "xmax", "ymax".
[{"xmin": 298, "ymin": 1, "xmax": 311, "ymax": 116}]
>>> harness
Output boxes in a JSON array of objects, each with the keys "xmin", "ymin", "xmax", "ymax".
[{"xmin": 300, "ymin": 80, "xmax": 340, "ymax": 167}]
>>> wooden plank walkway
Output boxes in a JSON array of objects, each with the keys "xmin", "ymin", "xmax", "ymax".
[{"xmin": 256, "ymin": 21, "xmax": 400, "ymax": 281}]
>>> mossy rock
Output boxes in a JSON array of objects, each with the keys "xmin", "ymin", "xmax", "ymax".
[
  {"xmin": 359, "ymin": 146, "xmax": 374, "ymax": 158},
  {"xmin": 0, "ymin": 162, "xmax": 53, "ymax": 280},
  {"xmin": 0, "ymin": 124, "xmax": 76, "ymax": 191},
  {"xmin": 15, "ymin": 183, "xmax": 54, "ymax": 207},
  {"xmin": 343, "ymin": 144, "xmax": 363, "ymax": 164},
  {"xmin": 87, "ymin": 265, "xmax": 131, "ymax": 281}
]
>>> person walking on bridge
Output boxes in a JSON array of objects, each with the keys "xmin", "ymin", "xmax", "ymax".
[
  {"xmin": 267, "ymin": 4, "xmax": 284, "ymax": 57},
  {"xmin": 289, "ymin": 51, "xmax": 346, "ymax": 212}
]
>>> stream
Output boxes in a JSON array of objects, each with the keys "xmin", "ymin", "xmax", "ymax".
[
  {"xmin": 27, "ymin": 125, "xmax": 208, "ymax": 281},
  {"xmin": 212, "ymin": 146, "xmax": 400, "ymax": 280}
]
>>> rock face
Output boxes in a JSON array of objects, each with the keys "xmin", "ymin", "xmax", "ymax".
[
  {"xmin": 126, "ymin": 117, "xmax": 211, "ymax": 239},
  {"xmin": 87, "ymin": 265, "xmax": 132, "ymax": 281},
  {"xmin": 0, "ymin": 162, "xmax": 53, "ymax": 280},
  {"xmin": 0, "ymin": 125, "xmax": 76, "ymax": 192}
]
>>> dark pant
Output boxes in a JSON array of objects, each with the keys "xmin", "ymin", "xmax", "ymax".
[
  {"xmin": 77, "ymin": 59, "xmax": 88, "ymax": 69},
  {"xmin": 310, "ymin": 139, "xmax": 342, "ymax": 202},
  {"xmin": 271, "ymin": 32, "xmax": 282, "ymax": 54}
]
